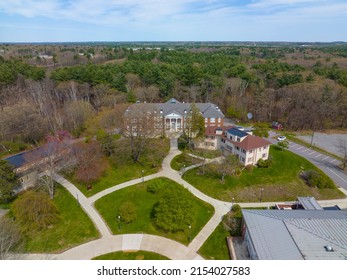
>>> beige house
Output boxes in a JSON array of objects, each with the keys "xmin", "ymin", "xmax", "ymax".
[{"xmin": 199, "ymin": 126, "xmax": 271, "ymax": 166}]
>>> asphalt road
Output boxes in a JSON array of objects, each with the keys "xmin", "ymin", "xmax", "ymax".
[{"xmin": 268, "ymin": 132, "xmax": 347, "ymax": 191}]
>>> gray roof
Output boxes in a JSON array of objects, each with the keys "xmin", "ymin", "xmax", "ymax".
[
  {"xmin": 242, "ymin": 210, "xmax": 347, "ymax": 260},
  {"xmin": 226, "ymin": 128, "xmax": 249, "ymax": 138},
  {"xmin": 124, "ymin": 100, "xmax": 225, "ymax": 119},
  {"xmin": 297, "ymin": 197, "xmax": 323, "ymax": 210}
]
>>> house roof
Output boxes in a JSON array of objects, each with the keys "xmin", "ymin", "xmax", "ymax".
[
  {"xmin": 4, "ymin": 152, "xmax": 27, "ymax": 169},
  {"xmin": 205, "ymin": 126, "xmax": 234, "ymax": 136},
  {"xmin": 242, "ymin": 210, "xmax": 347, "ymax": 260},
  {"xmin": 224, "ymin": 135, "xmax": 271, "ymax": 151},
  {"xmin": 124, "ymin": 101, "xmax": 225, "ymax": 119},
  {"xmin": 227, "ymin": 128, "xmax": 249, "ymax": 138}
]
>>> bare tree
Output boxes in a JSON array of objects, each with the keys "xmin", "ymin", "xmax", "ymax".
[
  {"xmin": 0, "ymin": 216, "xmax": 22, "ymax": 260},
  {"xmin": 123, "ymin": 108, "xmax": 162, "ymax": 163},
  {"xmin": 336, "ymin": 139, "xmax": 347, "ymax": 170},
  {"xmin": 24, "ymin": 131, "xmax": 76, "ymax": 199}
]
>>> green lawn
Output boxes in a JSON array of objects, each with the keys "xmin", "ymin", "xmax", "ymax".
[
  {"xmin": 93, "ymin": 251, "xmax": 169, "ymax": 260},
  {"xmin": 198, "ymin": 222, "xmax": 231, "ymax": 260},
  {"xmin": 65, "ymin": 138, "xmax": 170, "ymax": 197},
  {"xmin": 94, "ymin": 177, "xmax": 214, "ymax": 245},
  {"xmin": 170, "ymin": 153, "xmax": 201, "ymax": 171},
  {"xmin": 22, "ymin": 184, "xmax": 99, "ymax": 253},
  {"xmin": 183, "ymin": 146, "xmax": 345, "ymax": 202},
  {"xmin": 187, "ymin": 149, "xmax": 222, "ymax": 159}
]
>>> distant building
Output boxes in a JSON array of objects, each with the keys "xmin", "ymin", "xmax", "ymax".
[
  {"xmin": 242, "ymin": 208, "xmax": 347, "ymax": 260},
  {"xmin": 271, "ymin": 121, "xmax": 283, "ymax": 130},
  {"xmin": 124, "ymin": 98, "xmax": 225, "ymax": 134}
]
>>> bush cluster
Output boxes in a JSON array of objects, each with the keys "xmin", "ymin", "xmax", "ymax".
[
  {"xmin": 304, "ymin": 170, "xmax": 335, "ymax": 189},
  {"xmin": 257, "ymin": 158, "xmax": 272, "ymax": 168}
]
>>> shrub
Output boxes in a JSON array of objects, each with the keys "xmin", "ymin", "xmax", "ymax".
[
  {"xmin": 304, "ymin": 170, "xmax": 335, "ymax": 189},
  {"xmin": 222, "ymin": 211, "xmax": 242, "ymax": 236},
  {"xmin": 152, "ymin": 187, "xmax": 193, "ymax": 232},
  {"xmin": 118, "ymin": 201, "xmax": 137, "ymax": 224},
  {"xmin": 11, "ymin": 191, "xmax": 60, "ymax": 231},
  {"xmin": 257, "ymin": 158, "xmax": 272, "ymax": 168}
]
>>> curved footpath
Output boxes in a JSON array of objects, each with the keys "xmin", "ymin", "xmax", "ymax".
[{"xmin": 22, "ymin": 137, "xmax": 347, "ymax": 260}]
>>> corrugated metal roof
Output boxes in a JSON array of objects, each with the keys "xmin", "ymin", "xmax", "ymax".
[
  {"xmin": 242, "ymin": 210, "xmax": 347, "ymax": 260},
  {"xmin": 242, "ymin": 211, "xmax": 303, "ymax": 260},
  {"xmin": 298, "ymin": 197, "xmax": 323, "ymax": 210}
]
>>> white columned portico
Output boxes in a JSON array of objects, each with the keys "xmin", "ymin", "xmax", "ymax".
[{"xmin": 165, "ymin": 113, "xmax": 182, "ymax": 132}]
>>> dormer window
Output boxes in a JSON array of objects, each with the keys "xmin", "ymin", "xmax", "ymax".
[
  {"xmin": 160, "ymin": 109, "xmax": 163, "ymax": 114},
  {"xmin": 184, "ymin": 109, "xmax": 187, "ymax": 114}
]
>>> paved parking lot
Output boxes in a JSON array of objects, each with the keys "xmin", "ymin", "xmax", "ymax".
[
  {"xmin": 269, "ymin": 132, "xmax": 347, "ymax": 191},
  {"xmin": 297, "ymin": 132, "xmax": 347, "ymax": 158}
]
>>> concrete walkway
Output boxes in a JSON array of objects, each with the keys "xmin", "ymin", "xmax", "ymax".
[{"xmin": 21, "ymin": 135, "xmax": 347, "ymax": 260}]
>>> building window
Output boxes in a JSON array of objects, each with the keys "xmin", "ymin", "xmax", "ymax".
[
  {"xmin": 218, "ymin": 118, "xmax": 221, "ymax": 123},
  {"xmin": 205, "ymin": 118, "xmax": 208, "ymax": 123},
  {"xmin": 210, "ymin": 118, "xmax": 215, "ymax": 123},
  {"xmin": 249, "ymin": 150, "xmax": 253, "ymax": 153},
  {"xmin": 241, "ymin": 157, "xmax": 245, "ymax": 162},
  {"xmin": 263, "ymin": 146, "xmax": 267, "ymax": 150},
  {"xmin": 236, "ymin": 146, "xmax": 240, "ymax": 151},
  {"xmin": 237, "ymin": 137, "xmax": 240, "ymax": 142},
  {"xmin": 242, "ymin": 149, "xmax": 246, "ymax": 154},
  {"xmin": 262, "ymin": 153, "xmax": 267, "ymax": 158}
]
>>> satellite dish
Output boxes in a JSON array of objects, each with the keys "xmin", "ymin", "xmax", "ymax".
[{"xmin": 247, "ymin": 112, "xmax": 253, "ymax": 120}]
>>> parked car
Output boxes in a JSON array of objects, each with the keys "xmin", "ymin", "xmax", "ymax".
[{"xmin": 277, "ymin": 136, "xmax": 286, "ymax": 141}]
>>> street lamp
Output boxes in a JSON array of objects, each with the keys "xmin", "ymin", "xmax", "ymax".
[
  {"xmin": 142, "ymin": 170, "xmax": 144, "ymax": 183},
  {"xmin": 232, "ymin": 197, "xmax": 235, "ymax": 208},
  {"xmin": 117, "ymin": 215, "xmax": 121, "ymax": 231},
  {"xmin": 188, "ymin": 225, "xmax": 192, "ymax": 241},
  {"xmin": 260, "ymin": 188, "xmax": 264, "ymax": 202}
]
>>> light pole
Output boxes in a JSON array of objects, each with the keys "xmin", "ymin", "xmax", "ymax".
[
  {"xmin": 310, "ymin": 131, "xmax": 315, "ymax": 146},
  {"xmin": 232, "ymin": 197, "xmax": 235, "ymax": 208},
  {"xmin": 260, "ymin": 188, "xmax": 264, "ymax": 202},
  {"xmin": 142, "ymin": 170, "xmax": 144, "ymax": 183},
  {"xmin": 118, "ymin": 215, "xmax": 121, "ymax": 231},
  {"xmin": 188, "ymin": 225, "xmax": 192, "ymax": 241}
]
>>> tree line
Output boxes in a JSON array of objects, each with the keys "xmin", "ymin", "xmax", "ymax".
[{"xmin": 0, "ymin": 46, "xmax": 347, "ymax": 149}]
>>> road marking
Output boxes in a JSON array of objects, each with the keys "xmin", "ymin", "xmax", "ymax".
[
  {"xmin": 330, "ymin": 159, "xmax": 337, "ymax": 163},
  {"xmin": 296, "ymin": 147, "xmax": 303, "ymax": 150},
  {"xmin": 327, "ymin": 168, "xmax": 347, "ymax": 184},
  {"xmin": 315, "ymin": 154, "xmax": 322, "ymax": 158},
  {"xmin": 322, "ymin": 156, "xmax": 329, "ymax": 160},
  {"xmin": 303, "ymin": 149, "xmax": 309, "ymax": 152},
  {"xmin": 309, "ymin": 151, "xmax": 316, "ymax": 155}
]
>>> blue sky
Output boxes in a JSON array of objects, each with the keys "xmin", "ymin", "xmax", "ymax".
[{"xmin": 0, "ymin": 0, "xmax": 346, "ymax": 42}]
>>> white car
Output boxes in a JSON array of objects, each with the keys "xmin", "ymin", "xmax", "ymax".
[{"xmin": 277, "ymin": 136, "xmax": 286, "ymax": 141}]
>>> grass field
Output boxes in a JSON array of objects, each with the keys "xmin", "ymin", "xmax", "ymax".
[
  {"xmin": 94, "ymin": 177, "xmax": 214, "ymax": 245},
  {"xmin": 170, "ymin": 153, "xmax": 201, "ymax": 171},
  {"xmin": 22, "ymin": 184, "xmax": 99, "ymax": 253},
  {"xmin": 183, "ymin": 146, "xmax": 345, "ymax": 202},
  {"xmin": 92, "ymin": 250, "xmax": 169, "ymax": 260},
  {"xmin": 198, "ymin": 222, "xmax": 231, "ymax": 260}
]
